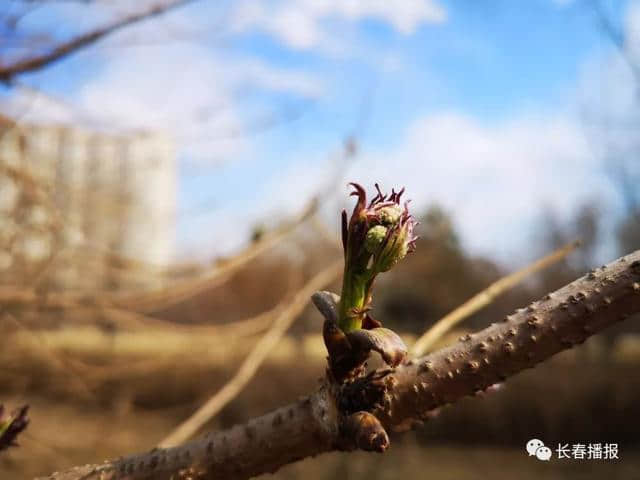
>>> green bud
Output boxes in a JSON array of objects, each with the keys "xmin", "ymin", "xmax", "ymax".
[
  {"xmin": 377, "ymin": 205, "xmax": 403, "ymax": 225},
  {"xmin": 365, "ymin": 225, "xmax": 387, "ymax": 254},
  {"xmin": 377, "ymin": 225, "xmax": 410, "ymax": 272},
  {"xmin": 338, "ymin": 183, "xmax": 417, "ymax": 332}
]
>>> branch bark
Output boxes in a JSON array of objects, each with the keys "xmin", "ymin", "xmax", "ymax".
[
  {"xmin": 0, "ymin": 0, "xmax": 197, "ymax": 83},
  {"xmin": 38, "ymin": 250, "xmax": 640, "ymax": 480}
]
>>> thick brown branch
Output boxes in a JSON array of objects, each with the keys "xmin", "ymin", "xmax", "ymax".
[
  {"xmin": 377, "ymin": 252, "xmax": 640, "ymax": 429},
  {"xmin": 38, "ymin": 250, "xmax": 640, "ymax": 480},
  {"xmin": 0, "ymin": 0, "xmax": 197, "ymax": 82}
]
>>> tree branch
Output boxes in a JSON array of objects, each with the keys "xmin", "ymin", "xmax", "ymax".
[
  {"xmin": 38, "ymin": 250, "xmax": 640, "ymax": 480},
  {"xmin": 0, "ymin": 0, "xmax": 198, "ymax": 83}
]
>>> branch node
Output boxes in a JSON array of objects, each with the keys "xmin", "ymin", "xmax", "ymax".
[{"xmin": 339, "ymin": 411, "xmax": 389, "ymax": 453}]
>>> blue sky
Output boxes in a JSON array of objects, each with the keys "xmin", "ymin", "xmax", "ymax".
[{"xmin": 2, "ymin": 0, "xmax": 638, "ymax": 265}]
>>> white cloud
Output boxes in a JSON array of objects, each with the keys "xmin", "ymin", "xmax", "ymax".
[
  {"xmin": 332, "ymin": 0, "xmax": 447, "ymax": 33},
  {"xmin": 232, "ymin": 2, "xmax": 321, "ymax": 50},
  {"xmin": 625, "ymin": 1, "xmax": 640, "ymax": 66},
  {"xmin": 229, "ymin": 0, "xmax": 447, "ymax": 50},
  {"xmin": 73, "ymin": 45, "xmax": 245, "ymax": 163}
]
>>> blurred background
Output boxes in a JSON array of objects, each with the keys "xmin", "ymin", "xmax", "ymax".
[{"xmin": 1, "ymin": 0, "xmax": 640, "ymax": 478}]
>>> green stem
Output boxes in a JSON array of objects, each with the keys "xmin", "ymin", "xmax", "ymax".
[{"xmin": 338, "ymin": 269, "xmax": 368, "ymax": 332}]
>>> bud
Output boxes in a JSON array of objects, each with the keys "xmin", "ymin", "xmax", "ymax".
[
  {"xmin": 365, "ymin": 225, "xmax": 388, "ymax": 254},
  {"xmin": 377, "ymin": 205, "xmax": 403, "ymax": 225},
  {"xmin": 338, "ymin": 183, "xmax": 418, "ymax": 332},
  {"xmin": 376, "ymin": 221, "xmax": 411, "ymax": 272}
]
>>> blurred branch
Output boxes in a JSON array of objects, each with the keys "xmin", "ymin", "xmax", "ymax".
[
  {"xmin": 310, "ymin": 214, "xmax": 341, "ymax": 248},
  {"xmin": 2, "ymin": 312, "xmax": 97, "ymax": 399},
  {"xmin": 1, "ymin": 300, "xmax": 297, "ymax": 388},
  {"xmin": 113, "ymin": 198, "xmax": 319, "ymax": 312},
  {"xmin": 0, "ymin": 161, "xmax": 177, "ymax": 279},
  {"xmin": 97, "ymin": 305, "xmax": 278, "ymax": 338},
  {"xmin": 0, "ymin": 0, "xmax": 198, "ymax": 83},
  {"xmin": 38, "ymin": 250, "xmax": 640, "ymax": 480},
  {"xmin": 410, "ymin": 240, "xmax": 581, "ymax": 356},
  {"xmin": 158, "ymin": 260, "xmax": 342, "ymax": 448},
  {"xmin": 0, "ymin": 93, "xmax": 361, "ymax": 306},
  {"xmin": 0, "ymin": 198, "xmax": 318, "ymax": 311}
]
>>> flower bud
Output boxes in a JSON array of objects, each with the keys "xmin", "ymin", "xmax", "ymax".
[
  {"xmin": 338, "ymin": 183, "xmax": 418, "ymax": 332},
  {"xmin": 377, "ymin": 224, "xmax": 411, "ymax": 272},
  {"xmin": 377, "ymin": 205, "xmax": 403, "ymax": 225},
  {"xmin": 365, "ymin": 225, "xmax": 388, "ymax": 254}
]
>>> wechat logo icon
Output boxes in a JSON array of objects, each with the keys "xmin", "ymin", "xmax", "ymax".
[{"xmin": 526, "ymin": 439, "xmax": 552, "ymax": 461}]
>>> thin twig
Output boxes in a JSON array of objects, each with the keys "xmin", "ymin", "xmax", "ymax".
[
  {"xmin": 2, "ymin": 312, "xmax": 97, "ymax": 401},
  {"xmin": 38, "ymin": 249, "xmax": 640, "ymax": 480},
  {"xmin": 113, "ymin": 199, "xmax": 319, "ymax": 313},
  {"xmin": 0, "ymin": 0, "xmax": 199, "ymax": 82},
  {"xmin": 310, "ymin": 214, "xmax": 341, "ymax": 247},
  {"xmin": 157, "ymin": 260, "xmax": 342, "ymax": 448},
  {"xmin": 410, "ymin": 240, "xmax": 580, "ymax": 356},
  {"xmin": 96, "ymin": 305, "xmax": 278, "ymax": 337},
  {"xmin": 0, "ymin": 199, "xmax": 318, "ymax": 312}
]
